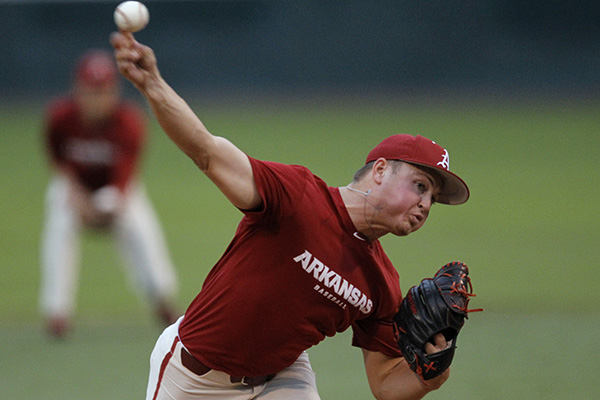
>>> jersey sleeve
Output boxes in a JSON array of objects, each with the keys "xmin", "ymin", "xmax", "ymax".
[
  {"xmin": 244, "ymin": 157, "xmax": 314, "ymax": 223},
  {"xmin": 352, "ymin": 316, "xmax": 403, "ymax": 358}
]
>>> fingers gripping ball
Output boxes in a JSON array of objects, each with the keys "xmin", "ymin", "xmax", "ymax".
[
  {"xmin": 393, "ymin": 262, "xmax": 482, "ymax": 381},
  {"xmin": 114, "ymin": 1, "xmax": 149, "ymax": 32}
]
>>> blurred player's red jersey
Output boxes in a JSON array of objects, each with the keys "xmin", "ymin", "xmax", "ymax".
[{"xmin": 45, "ymin": 97, "xmax": 145, "ymax": 192}]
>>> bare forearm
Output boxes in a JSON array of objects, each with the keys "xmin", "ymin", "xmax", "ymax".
[
  {"xmin": 374, "ymin": 360, "xmax": 434, "ymax": 400},
  {"xmin": 111, "ymin": 31, "xmax": 216, "ymax": 171},
  {"xmin": 139, "ymin": 78, "xmax": 259, "ymax": 208},
  {"xmin": 111, "ymin": 31, "xmax": 260, "ymax": 209},
  {"xmin": 141, "ymin": 77, "xmax": 214, "ymax": 170},
  {"xmin": 364, "ymin": 351, "xmax": 447, "ymax": 400}
]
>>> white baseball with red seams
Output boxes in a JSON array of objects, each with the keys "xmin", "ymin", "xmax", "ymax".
[{"xmin": 114, "ymin": 1, "xmax": 149, "ymax": 32}]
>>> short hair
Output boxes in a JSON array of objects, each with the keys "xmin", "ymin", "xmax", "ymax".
[
  {"xmin": 352, "ymin": 160, "xmax": 405, "ymax": 182},
  {"xmin": 352, "ymin": 161, "xmax": 374, "ymax": 182}
]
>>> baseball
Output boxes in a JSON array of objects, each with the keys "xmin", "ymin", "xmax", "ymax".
[{"xmin": 114, "ymin": 1, "xmax": 149, "ymax": 32}]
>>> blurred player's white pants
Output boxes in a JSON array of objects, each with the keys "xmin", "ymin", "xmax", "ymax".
[
  {"xmin": 39, "ymin": 175, "xmax": 178, "ymax": 320},
  {"xmin": 146, "ymin": 317, "xmax": 321, "ymax": 400}
]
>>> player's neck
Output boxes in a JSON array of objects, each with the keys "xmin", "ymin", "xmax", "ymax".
[{"xmin": 339, "ymin": 186, "xmax": 380, "ymax": 242}]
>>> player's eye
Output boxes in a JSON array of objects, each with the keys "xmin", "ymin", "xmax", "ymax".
[{"xmin": 416, "ymin": 181, "xmax": 428, "ymax": 194}]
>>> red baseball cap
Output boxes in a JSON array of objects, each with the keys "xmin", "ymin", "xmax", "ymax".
[
  {"xmin": 74, "ymin": 50, "xmax": 118, "ymax": 87},
  {"xmin": 366, "ymin": 134, "xmax": 469, "ymax": 205}
]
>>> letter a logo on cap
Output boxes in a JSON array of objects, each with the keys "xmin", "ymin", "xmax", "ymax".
[{"xmin": 437, "ymin": 149, "xmax": 450, "ymax": 171}]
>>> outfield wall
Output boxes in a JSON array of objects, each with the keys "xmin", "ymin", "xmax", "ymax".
[{"xmin": 1, "ymin": 1, "xmax": 599, "ymax": 98}]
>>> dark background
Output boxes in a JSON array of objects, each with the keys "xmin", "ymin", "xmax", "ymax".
[{"xmin": 2, "ymin": 0, "xmax": 600, "ymax": 99}]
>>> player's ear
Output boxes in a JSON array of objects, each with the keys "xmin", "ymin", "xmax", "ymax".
[{"xmin": 371, "ymin": 158, "xmax": 387, "ymax": 184}]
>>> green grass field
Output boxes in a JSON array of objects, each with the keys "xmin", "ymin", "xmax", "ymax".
[{"xmin": 1, "ymin": 96, "xmax": 599, "ymax": 399}]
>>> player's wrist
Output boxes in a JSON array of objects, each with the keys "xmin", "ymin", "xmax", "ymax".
[{"xmin": 138, "ymin": 73, "xmax": 166, "ymax": 100}]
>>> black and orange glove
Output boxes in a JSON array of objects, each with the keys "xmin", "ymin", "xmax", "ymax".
[{"xmin": 393, "ymin": 261, "xmax": 482, "ymax": 381}]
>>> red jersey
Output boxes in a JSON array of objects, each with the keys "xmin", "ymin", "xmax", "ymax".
[
  {"xmin": 178, "ymin": 157, "xmax": 403, "ymax": 377},
  {"xmin": 45, "ymin": 96, "xmax": 145, "ymax": 192}
]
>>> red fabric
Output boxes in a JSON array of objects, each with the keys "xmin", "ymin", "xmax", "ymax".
[
  {"xmin": 44, "ymin": 96, "xmax": 145, "ymax": 192},
  {"xmin": 178, "ymin": 158, "xmax": 403, "ymax": 377}
]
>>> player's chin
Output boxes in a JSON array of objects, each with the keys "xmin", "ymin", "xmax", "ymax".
[
  {"xmin": 401, "ymin": 220, "xmax": 425, "ymax": 236},
  {"xmin": 392, "ymin": 222, "xmax": 416, "ymax": 237}
]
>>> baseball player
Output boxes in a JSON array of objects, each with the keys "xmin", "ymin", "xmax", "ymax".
[
  {"xmin": 39, "ymin": 49, "xmax": 179, "ymax": 338},
  {"xmin": 112, "ymin": 32, "xmax": 470, "ymax": 400}
]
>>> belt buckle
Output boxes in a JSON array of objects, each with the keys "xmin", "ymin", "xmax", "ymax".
[
  {"xmin": 231, "ymin": 374, "xmax": 274, "ymax": 386},
  {"xmin": 240, "ymin": 376, "xmax": 268, "ymax": 386}
]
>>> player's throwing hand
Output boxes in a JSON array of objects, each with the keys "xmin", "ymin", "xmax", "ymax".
[{"xmin": 110, "ymin": 32, "xmax": 159, "ymax": 91}]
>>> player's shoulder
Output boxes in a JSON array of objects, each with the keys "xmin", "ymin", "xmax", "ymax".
[
  {"xmin": 250, "ymin": 157, "xmax": 315, "ymax": 179},
  {"xmin": 250, "ymin": 157, "xmax": 328, "ymax": 198}
]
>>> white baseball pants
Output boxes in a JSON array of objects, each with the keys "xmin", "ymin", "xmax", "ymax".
[
  {"xmin": 146, "ymin": 317, "xmax": 321, "ymax": 400},
  {"xmin": 39, "ymin": 175, "xmax": 178, "ymax": 319}
]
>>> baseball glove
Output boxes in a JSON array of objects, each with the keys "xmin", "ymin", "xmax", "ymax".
[{"xmin": 393, "ymin": 261, "xmax": 482, "ymax": 381}]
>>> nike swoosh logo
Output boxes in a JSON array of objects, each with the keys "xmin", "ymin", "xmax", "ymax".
[{"xmin": 353, "ymin": 232, "xmax": 366, "ymax": 241}]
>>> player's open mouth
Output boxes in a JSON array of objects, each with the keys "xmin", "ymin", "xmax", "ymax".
[{"xmin": 411, "ymin": 214, "xmax": 423, "ymax": 224}]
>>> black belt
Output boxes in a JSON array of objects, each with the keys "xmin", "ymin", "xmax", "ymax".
[{"xmin": 180, "ymin": 347, "xmax": 275, "ymax": 387}]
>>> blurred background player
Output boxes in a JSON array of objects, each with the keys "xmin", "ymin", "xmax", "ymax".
[{"xmin": 39, "ymin": 49, "xmax": 179, "ymax": 338}]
